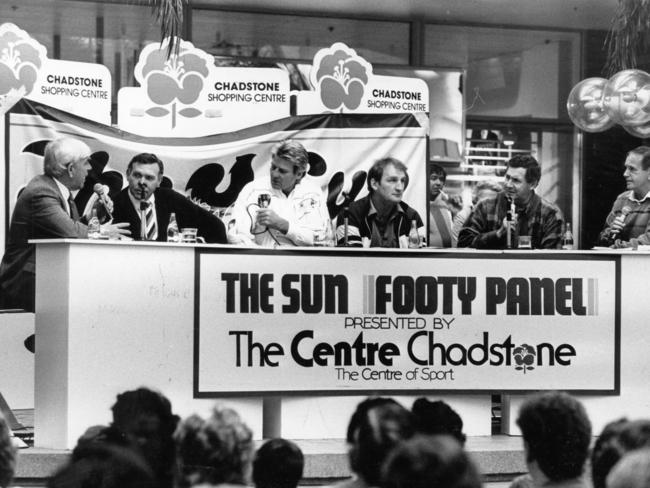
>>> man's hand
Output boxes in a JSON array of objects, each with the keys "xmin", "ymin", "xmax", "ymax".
[
  {"xmin": 495, "ymin": 217, "xmax": 510, "ymax": 239},
  {"xmin": 256, "ymin": 208, "xmax": 289, "ymax": 234},
  {"xmin": 100, "ymin": 222, "xmax": 131, "ymax": 239},
  {"xmin": 609, "ymin": 214, "xmax": 626, "ymax": 237}
]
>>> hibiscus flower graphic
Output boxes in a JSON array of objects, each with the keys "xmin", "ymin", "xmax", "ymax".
[
  {"xmin": 312, "ymin": 43, "xmax": 372, "ymax": 111},
  {"xmin": 0, "ymin": 23, "xmax": 46, "ymax": 104},
  {"xmin": 513, "ymin": 344, "xmax": 536, "ymax": 374},
  {"xmin": 135, "ymin": 38, "xmax": 211, "ymax": 128}
]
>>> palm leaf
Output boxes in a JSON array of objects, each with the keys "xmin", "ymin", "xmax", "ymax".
[
  {"xmin": 147, "ymin": 0, "xmax": 189, "ymax": 58},
  {"xmin": 605, "ymin": 0, "xmax": 650, "ymax": 76}
]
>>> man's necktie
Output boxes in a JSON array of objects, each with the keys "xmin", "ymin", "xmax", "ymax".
[
  {"xmin": 141, "ymin": 201, "xmax": 158, "ymax": 241},
  {"xmin": 68, "ymin": 194, "xmax": 79, "ymax": 222}
]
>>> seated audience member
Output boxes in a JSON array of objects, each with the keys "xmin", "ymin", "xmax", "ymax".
[
  {"xmin": 0, "ymin": 413, "xmax": 16, "ymax": 488},
  {"xmin": 458, "ymin": 154, "xmax": 563, "ymax": 249},
  {"xmin": 452, "ymin": 180, "xmax": 502, "ymax": 243},
  {"xmin": 606, "ymin": 447, "xmax": 650, "ymax": 488},
  {"xmin": 598, "ymin": 146, "xmax": 650, "ymax": 248},
  {"xmin": 253, "ymin": 438, "xmax": 304, "ymax": 488},
  {"xmin": 228, "ymin": 140, "xmax": 328, "ymax": 247},
  {"xmin": 48, "ymin": 442, "xmax": 155, "ymax": 488},
  {"xmin": 175, "ymin": 406, "xmax": 254, "ymax": 487},
  {"xmin": 510, "ymin": 391, "xmax": 591, "ymax": 488},
  {"xmin": 112, "ymin": 153, "xmax": 227, "ymax": 243},
  {"xmin": 428, "ymin": 164, "xmax": 456, "ymax": 248},
  {"xmin": 591, "ymin": 418, "xmax": 650, "ymax": 488},
  {"xmin": 380, "ymin": 434, "xmax": 481, "ymax": 488},
  {"xmin": 336, "ymin": 397, "xmax": 414, "ymax": 488},
  {"xmin": 0, "ymin": 137, "xmax": 129, "ymax": 311},
  {"xmin": 110, "ymin": 387, "xmax": 179, "ymax": 488},
  {"xmin": 337, "ymin": 158, "xmax": 424, "ymax": 248},
  {"xmin": 411, "ymin": 398, "xmax": 466, "ymax": 446}
]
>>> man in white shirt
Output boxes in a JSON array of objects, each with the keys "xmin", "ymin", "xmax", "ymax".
[{"xmin": 228, "ymin": 140, "xmax": 328, "ymax": 247}]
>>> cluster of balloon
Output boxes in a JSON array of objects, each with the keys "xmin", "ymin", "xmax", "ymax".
[{"xmin": 567, "ymin": 69, "xmax": 650, "ymax": 138}]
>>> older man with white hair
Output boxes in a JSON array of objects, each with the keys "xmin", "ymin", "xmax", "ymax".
[{"xmin": 0, "ymin": 137, "xmax": 129, "ymax": 312}]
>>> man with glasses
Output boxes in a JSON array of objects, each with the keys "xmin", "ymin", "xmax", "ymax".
[{"xmin": 0, "ymin": 137, "xmax": 130, "ymax": 312}]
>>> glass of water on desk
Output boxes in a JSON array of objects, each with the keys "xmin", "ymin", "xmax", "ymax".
[{"xmin": 518, "ymin": 235, "xmax": 532, "ymax": 249}]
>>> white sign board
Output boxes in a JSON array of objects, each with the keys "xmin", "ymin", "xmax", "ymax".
[{"xmin": 195, "ymin": 251, "xmax": 619, "ymax": 396}]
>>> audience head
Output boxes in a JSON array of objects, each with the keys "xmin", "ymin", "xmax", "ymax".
[
  {"xmin": 252, "ymin": 438, "xmax": 304, "ymax": 488},
  {"xmin": 175, "ymin": 406, "xmax": 254, "ymax": 487},
  {"xmin": 43, "ymin": 137, "xmax": 92, "ymax": 190},
  {"xmin": 347, "ymin": 397, "xmax": 414, "ymax": 486},
  {"xmin": 516, "ymin": 391, "xmax": 591, "ymax": 482},
  {"xmin": 429, "ymin": 164, "xmax": 447, "ymax": 200},
  {"xmin": 0, "ymin": 413, "xmax": 16, "ymax": 488},
  {"xmin": 607, "ymin": 447, "xmax": 650, "ymax": 488},
  {"xmin": 110, "ymin": 387, "xmax": 178, "ymax": 487},
  {"xmin": 472, "ymin": 180, "xmax": 502, "ymax": 205},
  {"xmin": 48, "ymin": 442, "xmax": 155, "ymax": 488},
  {"xmin": 591, "ymin": 418, "xmax": 650, "ymax": 488},
  {"xmin": 381, "ymin": 434, "xmax": 481, "ymax": 488},
  {"xmin": 411, "ymin": 398, "xmax": 466, "ymax": 446}
]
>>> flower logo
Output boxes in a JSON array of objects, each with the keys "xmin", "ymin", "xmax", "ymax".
[
  {"xmin": 513, "ymin": 344, "xmax": 536, "ymax": 374},
  {"xmin": 135, "ymin": 38, "xmax": 212, "ymax": 128},
  {"xmin": 312, "ymin": 43, "xmax": 371, "ymax": 111},
  {"xmin": 0, "ymin": 23, "xmax": 46, "ymax": 106}
]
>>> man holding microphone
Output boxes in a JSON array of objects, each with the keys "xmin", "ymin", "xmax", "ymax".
[{"xmin": 598, "ymin": 146, "xmax": 650, "ymax": 248}]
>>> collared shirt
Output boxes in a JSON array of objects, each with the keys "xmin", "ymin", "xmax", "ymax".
[
  {"xmin": 598, "ymin": 190, "xmax": 650, "ymax": 246},
  {"xmin": 128, "ymin": 191, "xmax": 157, "ymax": 222},
  {"xmin": 368, "ymin": 199, "xmax": 403, "ymax": 248},
  {"xmin": 228, "ymin": 176, "xmax": 328, "ymax": 247},
  {"xmin": 52, "ymin": 177, "xmax": 72, "ymax": 216},
  {"xmin": 458, "ymin": 191, "xmax": 564, "ymax": 249}
]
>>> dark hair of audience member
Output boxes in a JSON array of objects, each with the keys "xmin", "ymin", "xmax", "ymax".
[
  {"xmin": 348, "ymin": 397, "xmax": 414, "ymax": 486},
  {"xmin": 252, "ymin": 438, "xmax": 304, "ymax": 488},
  {"xmin": 516, "ymin": 391, "xmax": 591, "ymax": 482},
  {"xmin": 607, "ymin": 447, "xmax": 650, "ymax": 488},
  {"xmin": 175, "ymin": 406, "xmax": 254, "ymax": 487},
  {"xmin": 110, "ymin": 387, "xmax": 179, "ymax": 488},
  {"xmin": 412, "ymin": 398, "xmax": 467, "ymax": 445},
  {"xmin": 48, "ymin": 442, "xmax": 155, "ymax": 488},
  {"xmin": 591, "ymin": 418, "xmax": 650, "ymax": 488},
  {"xmin": 381, "ymin": 434, "xmax": 482, "ymax": 488},
  {"xmin": 0, "ymin": 413, "xmax": 16, "ymax": 488}
]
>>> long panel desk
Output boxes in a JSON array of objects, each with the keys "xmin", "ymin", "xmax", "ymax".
[{"xmin": 32, "ymin": 240, "xmax": 646, "ymax": 449}]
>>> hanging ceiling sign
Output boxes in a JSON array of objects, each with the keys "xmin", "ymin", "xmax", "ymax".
[
  {"xmin": 117, "ymin": 38, "xmax": 290, "ymax": 137},
  {"xmin": 0, "ymin": 23, "xmax": 111, "ymax": 124},
  {"xmin": 294, "ymin": 42, "xmax": 429, "ymax": 115}
]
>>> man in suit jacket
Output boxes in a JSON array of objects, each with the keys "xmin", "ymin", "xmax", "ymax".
[
  {"xmin": 112, "ymin": 153, "xmax": 227, "ymax": 244},
  {"xmin": 0, "ymin": 137, "xmax": 130, "ymax": 312}
]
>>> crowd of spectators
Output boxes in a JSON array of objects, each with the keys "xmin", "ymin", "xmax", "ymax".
[{"xmin": 2, "ymin": 389, "xmax": 649, "ymax": 488}]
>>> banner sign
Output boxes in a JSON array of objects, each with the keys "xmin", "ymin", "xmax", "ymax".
[
  {"xmin": 195, "ymin": 250, "xmax": 620, "ymax": 396},
  {"xmin": 5, "ymin": 100, "xmax": 427, "ymax": 232}
]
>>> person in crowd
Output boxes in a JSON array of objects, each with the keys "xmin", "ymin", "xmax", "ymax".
[
  {"xmin": 336, "ymin": 157, "xmax": 424, "ymax": 247},
  {"xmin": 110, "ymin": 387, "xmax": 179, "ymax": 488},
  {"xmin": 509, "ymin": 391, "xmax": 591, "ymax": 488},
  {"xmin": 411, "ymin": 398, "xmax": 466, "ymax": 446},
  {"xmin": 591, "ymin": 418, "xmax": 650, "ymax": 488},
  {"xmin": 335, "ymin": 397, "xmax": 414, "ymax": 488},
  {"xmin": 252, "ymin": 438, "xmax": 304, "ymax": 488},
  {"xmin": 458, "ymin": 154, "xmax": 563, "ymax": 249},
  {"xmin": 428, "ymin": 164, "xmax": 456, "ymax": 247},
  {"xmin": 606, "ymin": 447, "xmax": 650, "ymax": 488},
  {"xmin": 48, "ymin": 442, "xmax": 155, "ymax": 488},
  {"xmin": 112, "ymin": 152, "xmax": 227, "ymax": 243},
  {"xmin": 0, "ymin": 413, "xmax": 16, "ymax": 488},
  {"xmin": 598, "ymin": 145, "xmax": 650, "ymax": 248},
  {"xmin": 380, "ymin": 434, "xmax": 481, "ymax": 488},
  {"xmin": 174, "ymin": 406, "xmax": 254, "ymax": 487},
  {"xmin": 452, "ymin": 180, "xmax": 502, "ymax": 243},
  {"xmin": 228, "ymin": 140, "xmax": 328, "ymax": 247},
  {"xmin": 0, "ymin": 137, "xmax": 130, "ymax": 311}
]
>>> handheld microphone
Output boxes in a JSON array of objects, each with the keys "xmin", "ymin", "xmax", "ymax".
[
  {"xmin": 258, "ymin": 193, "xmax": 271, "ymax": 208},
  {"xmin": 93, "ymin": 183, "xmax": 113, "ymax": 220},
  {"xmin": 612, "ymin": 206, "xmax": 632, "ymax": 237}
]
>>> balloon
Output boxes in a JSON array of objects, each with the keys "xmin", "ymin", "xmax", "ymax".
[
  {"xmin": 603, "ymin": 69, "xmax": 650, "ymax": 126},
  {"xmin": 567, "ymin": 78, "xmax": 614, "ymax": 132},
  {"xmin": 624, "ymin": 121, "xmax": 650, "ymax": 139}
]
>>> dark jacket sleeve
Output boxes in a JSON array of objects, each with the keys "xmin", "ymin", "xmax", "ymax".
[
  {"xmin": 168, "ymin": 191, "xmax": 227, "ymax": 244},
  {"xmin": 457, "ymin": 201, "xmax": 503, "ymax": 249}
]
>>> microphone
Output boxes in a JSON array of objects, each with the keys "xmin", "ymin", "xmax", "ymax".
[
  {"xmin": 258, "ymin": 193, "xmax": 271, "ymax": 208},
  {"xmin": 612, "ymin": 206, "xmax": 631, "ymax": 237},
  {"xmin": 93, "ymin": 183, "xmax": 113, "ymax": 220}
]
